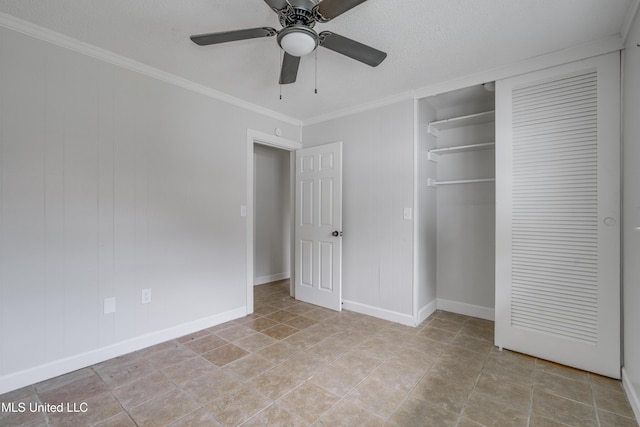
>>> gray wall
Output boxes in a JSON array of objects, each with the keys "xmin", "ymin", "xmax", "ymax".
[
  {"xmin": 254, "ymin": 145, "xmax": 291, "ymax": 285},
  {"xmin": 303, "ymin": 101, "xmax": 415, "ymax": 320},
  {"xmin": 416, "ymin": 100, "xmax": 438, "ymax": 319},
  {"xmin": 623, "ymin": 9, "xmax": 640, "ymax": 416},
  {"xmin": 434, "ymin": 121, "xmax": 495, "ymax": 312},
  {"xmin": 416, "ymin": 88, "xmax": 496, "ymax": 320},
  {"xmin": 0, "ymin": 26, "xmax": 298, "ymax": 392}
]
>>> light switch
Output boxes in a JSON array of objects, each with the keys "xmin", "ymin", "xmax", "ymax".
[
  {"xmin": 104, "ymin": 297, "xmax": 116, "ymax": 314},
  {"xmin": 240, "ymin": 205, "xmax": 247, "ymax": 217},
  {"xmin": 141, "ymin": 289, "xmax": 152, "ymax": 304},
  {"xmin": 403, "ymin": 208, "xmax": 412, "ymax": 220}
]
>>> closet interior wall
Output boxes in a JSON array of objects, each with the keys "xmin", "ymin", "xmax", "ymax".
[
  {"xmin": 417, "ymin": 86, "xmax": 496, "ymax": 320},
  {"xmin": 416, "ymin": 101, "xmax": 438, "ymax": 317}
]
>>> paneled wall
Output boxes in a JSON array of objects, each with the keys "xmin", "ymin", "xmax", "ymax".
[
  {"xmin": 415, "ymin": 100, "xmax": 438, "ymax": 321},
  {"xmin": 0, "ymin": 26, "xmax": 298, "ymax": 392},
  {"xmin": 302, "ymin": 101, "xmax": 415, "ymax": 323}
]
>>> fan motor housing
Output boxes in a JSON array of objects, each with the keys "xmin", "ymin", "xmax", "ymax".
[{"xmin": 280, "ymin": 0, "xmax": 317, "ymax": 27}]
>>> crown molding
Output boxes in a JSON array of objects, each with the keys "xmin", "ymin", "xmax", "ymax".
[
  {"xmin": 413, "ymin": 35, "xmax": 623, "ymax": 100},
  {"xmin": 622, "ymin": 0, "xmax": 640, "ymax": 44},
  {"xmin": 301, "ymin": 90, "xmax": 415, "ymax": 126},
  {"xmin": 0, "ymin": 12, "xmax": 302, "ymax": 127},
  {"xmin": 300, "ymin": 35, "xmax": 622, "ymax": 126},
  {"xmin": 0, "ymin": 12, "xmax": 626, "ymax": 130}
]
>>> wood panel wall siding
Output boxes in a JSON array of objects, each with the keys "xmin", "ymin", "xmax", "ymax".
[{"xmin": 0, "ymin": 26, "xmax": 298, "ymax": 393}]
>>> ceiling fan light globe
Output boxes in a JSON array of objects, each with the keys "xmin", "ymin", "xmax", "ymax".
[{"xmin": 279, "ymin": 29, "xmax": 317, "ymax": 57}]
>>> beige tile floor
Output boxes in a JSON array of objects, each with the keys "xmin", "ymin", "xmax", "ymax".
[{"xmin": 1, "ymin": 279, "xmax": 637, "ymax": 426}]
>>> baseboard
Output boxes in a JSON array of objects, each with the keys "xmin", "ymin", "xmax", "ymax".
[
  {"xmin": 254, "ymin": 273, "xmax": 290, "ymax": 286},
  {"xmin": 436, "ymin": 298, "xmax": 495, "ymax": 321},
  {"xmin": 417, "ymin": 299, "xmax": 438, "ymax": 326},
  {"xmin": 342, "ymin": 300, "xmax": 415, "ymax": 326},
  {"xmin": 622, "ymin": 367, "xmax": 640, "ymax": 423},
  {"xmin": 0, "ymin": 306, "xmax": 247, "ymax": 395}
]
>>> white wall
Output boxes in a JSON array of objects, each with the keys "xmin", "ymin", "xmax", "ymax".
[
  {"xmin": 416, "ymin": 87, "xmax": 496, "ymax": 320},
  {"xmin": 302, "ymin": 101, "xmax": 415, "ymax": 323},
  {"xmin": 434, "ymin": 121, "xmax": 495, "ymax": 313},
  {"xmin": 0, "ymin": 26, "xmax": 299, "ymax": 393},
  {"xmin": 254, "ymin": 145, "xmax": 290, "ymax": 285},
  {"xmin": 416, "ymin": 100, "xmax": 438, "ymax": 322},
  {"xmin": 622, "ymin": 8, "xmax": 640, "ymax": 418}
]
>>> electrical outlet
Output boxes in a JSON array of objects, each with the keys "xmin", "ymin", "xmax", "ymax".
[{"xmin": 141, "ymin": 289, "xmax": 152, "ymax": 304}]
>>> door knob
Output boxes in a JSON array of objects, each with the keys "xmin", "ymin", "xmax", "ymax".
[{"xmin": 332, "ymin": 231, "xmax": 343, "ymax": 237}]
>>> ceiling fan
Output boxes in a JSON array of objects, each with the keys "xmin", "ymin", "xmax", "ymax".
[{"xmin": 190, "ymin": 0, "xmax": 387, "ymax": 84}]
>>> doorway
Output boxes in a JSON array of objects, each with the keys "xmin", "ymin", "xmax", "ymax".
[
  {"xmin": 246, "ymin": 129, "xmax": 302, "ymax": 314},
  {"xmin": 254, "ymin": 144, "xmax": 291, "ymax": 285}
]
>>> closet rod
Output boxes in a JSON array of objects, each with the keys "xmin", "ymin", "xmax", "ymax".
[{"xmin": 429, "ymin": 178, "xmax": 495, "ymax": 186}]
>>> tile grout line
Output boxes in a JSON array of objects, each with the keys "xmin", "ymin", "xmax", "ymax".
[
  {"xmin": 384, "ymin": 356, "xmax": 437, "ymax": 426},
  {"xmin": 217, "ymin": 299, "xmax": 342, "ymax": 426},
  {"xmin": 310, "ymin": 319, "xmax": 423, "ymax": 424},
  {"xmin": 302, "ymin": 333, "xmax": 389, "ymax": 423},
  {"xmin": 95, "ymin": 341, "xmax": 223, "ymax": 426},
  {"xmin": 169, "ymin": 302, "xmax": 285, "ymax": 426},
  {"xmin": 527, "ymin": 358, "xmax": 538, "ymax": 427},
  {"xmin": 145, "ymin": 350, "xmax": 223, "ymax": 427},
  {"xmin": 120, "ymin": 374, "xmax": 193, "ymax": 426},
  {"xmin": 91, "ymin": 362, "xmax": 133, "ymax": 425},
  {"xmin": 235, "ymin": 308, "xmax": 369, "ymax": 426},
  {"xmin": 446, "ymin": 317, "xmax": 490, "ymax": 427},
  {"xmin": 36, "ymin": 385, "xmax": 52, "ymax": 427},
  {"xmin": 588, "ymin": 372, "xmax": 603, "ymax": 427}
]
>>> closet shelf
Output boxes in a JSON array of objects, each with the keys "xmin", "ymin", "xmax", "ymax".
[
  {"xmin": 428, "ymin": 142, "xmax": 495, "ymax": 161},
  {"xmin": 428, "ymin": 177, "xmax": 495, "ymax": 187},
  {"xmin": 429, "ymin": 142, "xmax": 495, "ymax": 154},
  {"xmin": 428, "ymin": 110, "xmax": 495, "ymax": 135}
]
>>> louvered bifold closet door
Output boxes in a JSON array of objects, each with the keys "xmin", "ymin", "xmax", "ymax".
[
  {"xmin": 511, "ymin": 71, "xmax": 599, "ymax": 342},
  {"xmin": 495, "ymin": 52, "xmax": 620, "ymax": 378}
]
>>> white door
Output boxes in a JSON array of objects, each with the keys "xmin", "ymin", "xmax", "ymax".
[
  {"xmin": 294, "ymin": 142, "xmax": 343, "ymax": 311},
  {"xmin": 495, "ymin": 52, "xmax": 620, "ymax": 378}
]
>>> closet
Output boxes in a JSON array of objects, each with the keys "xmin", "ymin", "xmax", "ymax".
[
  {"xmin": 416, "ymin": 51, "xmax": 621, "ymax": 378},
  {"xmin": 417, "ymin": 84, "xmax": 496, "ymax": 321}
]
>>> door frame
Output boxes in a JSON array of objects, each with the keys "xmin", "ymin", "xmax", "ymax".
[{"xmin": 246, "ymin": 129, "xmax": 302, "ymax": 314}]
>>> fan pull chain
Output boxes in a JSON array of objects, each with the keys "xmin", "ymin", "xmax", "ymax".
[
  {"xmin": 314, "ymin": 49, "xmax": 318, "ymax": 94},
  {"xmin": 279, "ymin": 48, "xmax": 283, "ymax": 100}
]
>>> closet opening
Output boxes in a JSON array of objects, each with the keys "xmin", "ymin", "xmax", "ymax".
[{"xmin": 416, "ymin": 84, "xmax": 496, "ymax": 323}]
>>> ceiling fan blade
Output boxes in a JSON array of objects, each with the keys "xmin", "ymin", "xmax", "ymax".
[
  {"xmin": 263, "ymin": 0, "xmax": 289, "ymax": 12},
  {"xmin": 190, "ymin": 27, "xmax": 277, "ymax": 46},
  {"xmin": 319, "ymin": 31, "xmax": 386, "ymax": 67},
  {"xmin": 279, "ymin": 53, "xmax": 300, "ymax": 84},
  {"xmin": 316, "ymin": 0, "xmax": 368, "ymax": 21}
]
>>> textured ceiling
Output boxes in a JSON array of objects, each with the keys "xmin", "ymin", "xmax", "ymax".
[{"xmin": 0, "ymin": 0, "xmax": 635, "ymax": 122}]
